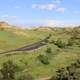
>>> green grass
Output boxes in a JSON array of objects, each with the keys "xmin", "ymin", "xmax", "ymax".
[{"xmin": 0, "ymin": 28, "xmax": 80, "ymax": 80}]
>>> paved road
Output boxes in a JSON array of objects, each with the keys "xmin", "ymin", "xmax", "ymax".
[{"xmin": 0, "ymin": 35, "xmax": 51, "ymax": 55}]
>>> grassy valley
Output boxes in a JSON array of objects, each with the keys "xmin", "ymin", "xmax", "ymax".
[{"xmin": 0, "ymin": 22, "xmax": 80, "ymax": 80}]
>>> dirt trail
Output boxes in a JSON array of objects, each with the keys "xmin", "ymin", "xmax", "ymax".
[{"xmin": 0, "ymin": 35, "xmax": 51, "ymax": 55}]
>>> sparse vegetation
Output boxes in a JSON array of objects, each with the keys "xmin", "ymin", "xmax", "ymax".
[
  {"xmin": 37, "ymin": 54, "xmax": 49, "ymax": 65},
  {"xmin": 46, "ymin": 47, "xmax": 52, "ymax": 54},
  {"xmin": 54, "ymin": 39, "xmax": 66, "ymax": 48},
  {"xmin": 50, "ymin": 59, "xmax": 80, "ymax": 80},
  {"xmin": 0, "ymin": 60, "xmax": 18, "ymax": 80},
  {"xmin": 0, "ymin": 24, "xmax": 80, "ymax": 80}
]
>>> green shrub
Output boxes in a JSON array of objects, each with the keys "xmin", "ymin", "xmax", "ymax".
[
  {"xmin": 55, "ymin": 39, "xmax": 66, "ymax": 48},
  {"xmin": 46, "ymin": 47, "xmax": 52, "ymax": 54},
  {"xmin": 67, "ymin": 38, "xmax": 74, "ymax": 46},
  {"xmin": 37, "ymin": 55, "xmax": 49, "ymax": 65},
  {"xmin": 50, "ymin": 40, "xmax": 55, "ymax": 44},
  {"xmin": 68, "ymin": 35, "xmax": 80, "ymax": 46},
  {"xmin": 50, "ymin": 59, "xmax": 80, "ymax": 80},
  {"xmin": 0, "ymin": 60, "xmax": 19, "ymax": 80}
]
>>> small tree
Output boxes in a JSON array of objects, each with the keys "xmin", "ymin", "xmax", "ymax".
[
  {"xmin": 46, "ymin": 47, "xmax": 52, "ymax": 54},
  {"xmin": 37, "ymin": 55, "xmax": 49, "ymax": 65},
  {"xmin": 55, "ymin": 39, "xmax": 66, "ymax": 48},
  {"xmin": 0, "ymin": 60, "xmax": 18, "ymax": 80}
]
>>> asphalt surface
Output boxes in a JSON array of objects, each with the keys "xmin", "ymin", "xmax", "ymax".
[{"xmin": 0, "ymin": 35, "xmax": 51, "ymax": 55}]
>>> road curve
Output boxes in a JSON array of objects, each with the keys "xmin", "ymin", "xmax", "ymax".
[{"xmin": 0, "ymin": 35, "xmax": 51, "ymax": 55}]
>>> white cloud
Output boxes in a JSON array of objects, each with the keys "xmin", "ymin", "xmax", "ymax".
[
  {"xmin": 32, "ymin": 4, "xmax": 56, "ymax": 10},
  {"xmin": 1, "ymin": 15, "xmax": 17, "ymax": 19},
  {"xmin": 31, "ymin": 19, "xmax": 63, "ymax": 26},
  {"xmin": 46, "ymin": 4, "xmax": 56, "ymax": 10},
  {"xmin": 35, "ymin": 19, "xmax": 79, "ymax": 27},
  {"xmin": 45, "ymin": 19, "xmax": 63, "ymax": 26},
  {"xmin": 56, "ymin": 7, "xmax": 66, "ymax": 13}
]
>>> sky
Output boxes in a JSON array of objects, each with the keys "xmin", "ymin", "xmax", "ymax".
[{"xmin": 0, "ymin": 0, "xmax": 80, "ymax": 27}]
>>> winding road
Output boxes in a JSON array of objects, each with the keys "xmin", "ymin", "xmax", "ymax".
[{"xmin": 0, "ymin": 35, "xmax": 51, "ymax": 55}]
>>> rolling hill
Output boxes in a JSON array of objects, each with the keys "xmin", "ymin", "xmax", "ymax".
[{"xmin": 0, "ymin": 22, "xmax": 80, "ymax": 80}]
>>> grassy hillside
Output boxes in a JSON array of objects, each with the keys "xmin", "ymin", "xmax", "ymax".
[{"xmin": 0, "ymin": 24, "xmax": 80, "ymax": 80}]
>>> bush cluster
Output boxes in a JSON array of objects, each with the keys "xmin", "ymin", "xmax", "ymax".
[
  {"xmin": 37, "ymin": 55, "xmax": 49, "ymax": 65},
  {"xmin": 50, "ymin": 59, "xmax": 80, "ymax": 80}
]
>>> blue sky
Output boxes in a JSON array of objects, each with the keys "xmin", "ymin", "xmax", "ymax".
[{"xmin": 0, "ymin": 0, "xmax": 80, "ymax": 27}]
